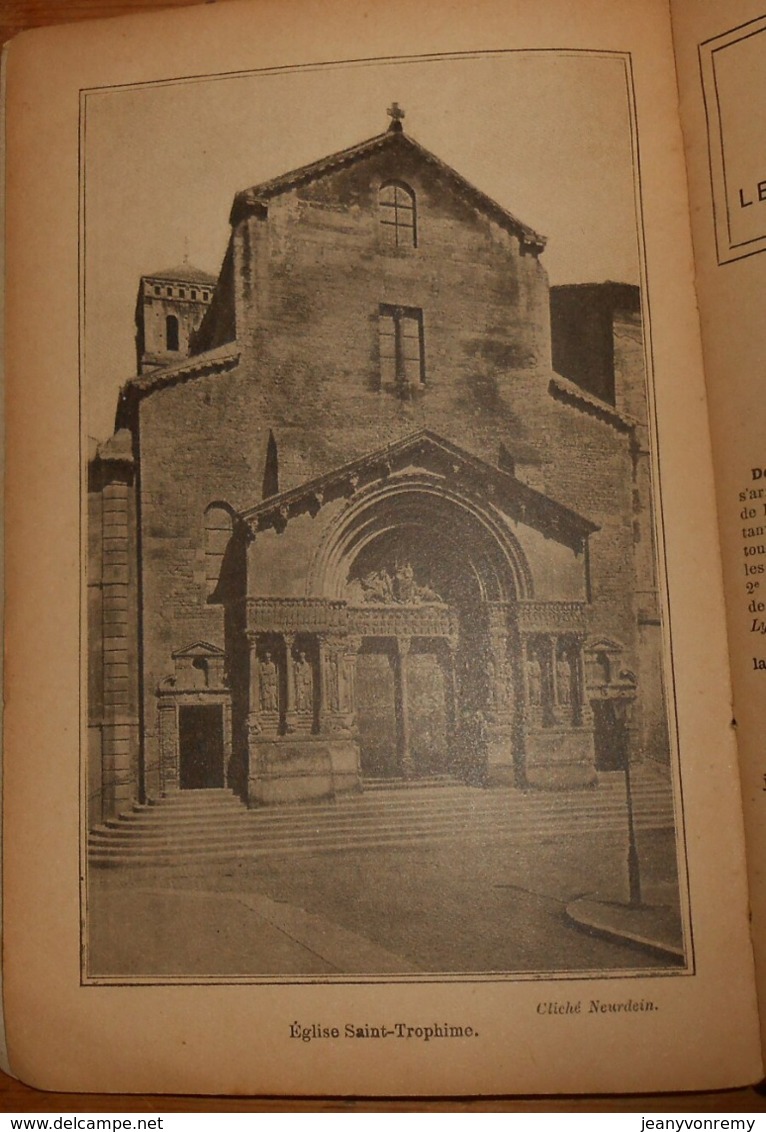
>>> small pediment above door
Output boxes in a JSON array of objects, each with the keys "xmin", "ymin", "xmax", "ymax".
[
  {"xmin": 165, "ymin": 641, "xmax": 227, "ymax": 693},
  {"xmin": 171, "ymin": 641, "xmax": 225, "ymax": 659}
]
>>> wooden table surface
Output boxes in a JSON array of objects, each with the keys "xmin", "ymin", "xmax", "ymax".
[{"xmin": 0, "ymin": 0, "xmax": 764, "ymax": 1112}]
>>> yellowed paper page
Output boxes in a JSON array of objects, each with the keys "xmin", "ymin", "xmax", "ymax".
[
  {"xmin": 4, "ymin": 0, "xmax": 762, "ymax": 1094},
  {"xmin": 672, "ymin": 0, "xmax": 766, "ymax": 1052},
  {"xmin": 0, "ymin": 40, "xmax": 11, "ymax": 1084}
]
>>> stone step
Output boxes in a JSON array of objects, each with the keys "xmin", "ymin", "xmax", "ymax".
[
  {"xmin": 96, "ymin": 784, "xmax": 673, "ymax": 835},
  {"xmin": 88, "ymin": 772, "xmax": 675, "ymax": 866},
  {"xmin": 144, "ymin": 789, "xmax": 244, "ymax": 809},
  {"xmin": 89, "ymin": 802, "xmax": 673, "ymax": 848},
  {"xmin": 86, "ymin": 810, "xmax": 665, "ymax": 860},
  {"xmin": 87, "ymin": 814, "xmax": 675, "ymax": 868},
  {"xmin": 362, "ymin": 774, "xmax": 462, "ymax": 791}
]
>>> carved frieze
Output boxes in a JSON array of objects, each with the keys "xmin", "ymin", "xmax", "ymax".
[
  {"xmin": 247, "ymin": 597, "xmax": 348, "ymax": 634},
  {"xmin": 515, "ymin": 600, "xmax": 586, "ymax": 634},
  {"xmin": 350, "ymin": 604, "xmax": 457, "ymax": 640}
]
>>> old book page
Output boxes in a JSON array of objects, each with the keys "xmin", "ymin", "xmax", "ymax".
[
  {"xmin": 3, "ymin": 0, "xmax": 762, "ymax": 1095},
  {"xmin": 672, "ymin": 0, "xmax": 766, "ymax": 1053}
]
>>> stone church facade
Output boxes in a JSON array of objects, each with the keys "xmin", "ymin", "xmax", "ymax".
[{"xmin": 87, "ymin": 108, "xmax": 667, "ymax": 827}]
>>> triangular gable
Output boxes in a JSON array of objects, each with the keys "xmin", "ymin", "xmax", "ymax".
[
  {"xmin": 171, "ymin": 641, "xmax": 226, "ymax": 659},
  {"xmin": 584, "ymin": 637, "xmax": 626, "ymax": 655},
  {"xmin": 240, "ymin": 429, "xmax": 598, "ymax": 552},
  {"xmin": 230, "ymin": 126, "xmax": 546, "ymax": 254}
]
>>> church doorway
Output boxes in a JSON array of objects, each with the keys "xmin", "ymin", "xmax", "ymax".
[
  {"xmin": 178, "ymin": 704, "xmax": 225, "ymax": 789},
  {"xmin": 407, "ymin": 644, "xmax": 450, "ymax": 775},
  {"xmin": 333, "ymin": 487, "xmax": 527, "ymax": 785},
  {"xmin": 355, "ymin": 638, "xmax": 452, "ymax": 779},
  {"xmin": 356, "ymin": 641, "xmax": 399, "ymax": 777}
]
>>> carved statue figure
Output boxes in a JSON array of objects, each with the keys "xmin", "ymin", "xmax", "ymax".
[
  {"xmin": 338, "ymin": 655, "xmax": 354, "ymax": 713},
  {"xmin": 356, "ymin": 562, "xmax": 442, "ymax": 605},
  {"xmin": 527, "ymin": 655, "xmax": 542, "ymax": 706},
  {"xmin": 294, "ymin": 650, "xmax": 313, "ymax": 712},
  {"xmin": 394, "ymin": 561, "xmax": 416, "ymax": 603},
  {"xmin": 326, "ymin": 652, "xmax": 340, "ymax": 713},
  {"xmin": 259, "ymin": 652, "xmax": 279, "ymax": 713},
  {"xmin": 360, "ymin": 568, "xmax": 394, "ymax": 603}
]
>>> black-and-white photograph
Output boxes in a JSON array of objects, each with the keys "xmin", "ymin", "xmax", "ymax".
[{"xmin": 84, "ymin": 50, "xmax": 688, "ymax": 982}]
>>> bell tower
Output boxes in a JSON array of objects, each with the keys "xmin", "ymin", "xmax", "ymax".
[{"xmin": 135, "ymin": 263, "xmax": 216, "ymax": 375}]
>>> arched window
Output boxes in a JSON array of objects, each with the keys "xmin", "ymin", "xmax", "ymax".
[
  {"xmin": 379, "ymin": 181, "xmax": 417, "ymax": 248},
  {"xmin": 166, "ymin": 314, "xmax": 179, "ymax": 351}
]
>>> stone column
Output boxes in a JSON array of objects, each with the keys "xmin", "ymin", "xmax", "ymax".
[
  {"xmin": 284, "ymin": 632, "xmax": 298, "ymax": 733},
  {"xmin": 246, "ymin": 630, "xmax": 261, "ymax": 743},
  {"xmin": 571, "ymin": 639, "xmax": 589, "ymax": 728},
  {"xmin": 445, "ymin": 641, "xmax": 459, "ymax": 729},
  {"xmin": 486, "ymin": 608, "xmax": 513, "ymax": 725},
  {"xmin": 542, "ymin": 634, "xmax": 557, "ymax": 726},
  {"xmin": 548, "ymin": 635, "xmax": 558, "ymax": 713},
  {"xmin": 483, "ymin": 606, "xmax": 515, "ymax": 787},
  {"xmin": 443, "ymin": 639, "xmax": 461, "ymax": 776},
  {"xmin": 317, "ymin": 633, "xmax": 331, "ymax": 732},
  {"xmin": 396, "ymin": 635, "xmax": 413, "ymax": 777},
  {"xmin": 157, "ymin": 701, "xmax": 178, "ymax": 793},
  {"xmin": 101, "ymin": 478, "xmax": 135, "ymax": 818},
  {"xmin": 338, "ymin": 634, "xmax": 360, "ymax": 733},
  {"xmin": 525, "ymin": 636, "xmax": 546, "ymax": 724},
  {"xmin": 521, "ymin": 637, "xmax": 532, "ymax": 715}
]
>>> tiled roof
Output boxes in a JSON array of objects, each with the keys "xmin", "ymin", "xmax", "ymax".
[
  {"xmin": 115, "ymin": 345, "xmax": 240, "ymax": 429},
  {"xmin": 143, "ymin": 264, "xmax": 217, "ymax": 286},
  {"xmin": 548, "ymin": 373, "xmax": 636, "ymax": 432}
]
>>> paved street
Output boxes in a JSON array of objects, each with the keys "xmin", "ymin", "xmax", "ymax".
[{"xmin": 87, "ymin": 821, "xmax": 683, "ymax": 978}]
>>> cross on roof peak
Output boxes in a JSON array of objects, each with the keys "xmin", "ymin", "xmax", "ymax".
[{"xmin": 386, "ymin": 102, "xmax": 405, "ymax": 131}]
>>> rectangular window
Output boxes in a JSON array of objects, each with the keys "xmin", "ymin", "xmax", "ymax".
[{"xmin": 378, "ymin": 304, "xmax": 425, "ymax": 387}]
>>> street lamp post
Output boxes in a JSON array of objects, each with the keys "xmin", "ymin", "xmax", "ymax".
[{"xmin": 614, "ymin": 693, "xmax": 641, "ymax": 907}]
